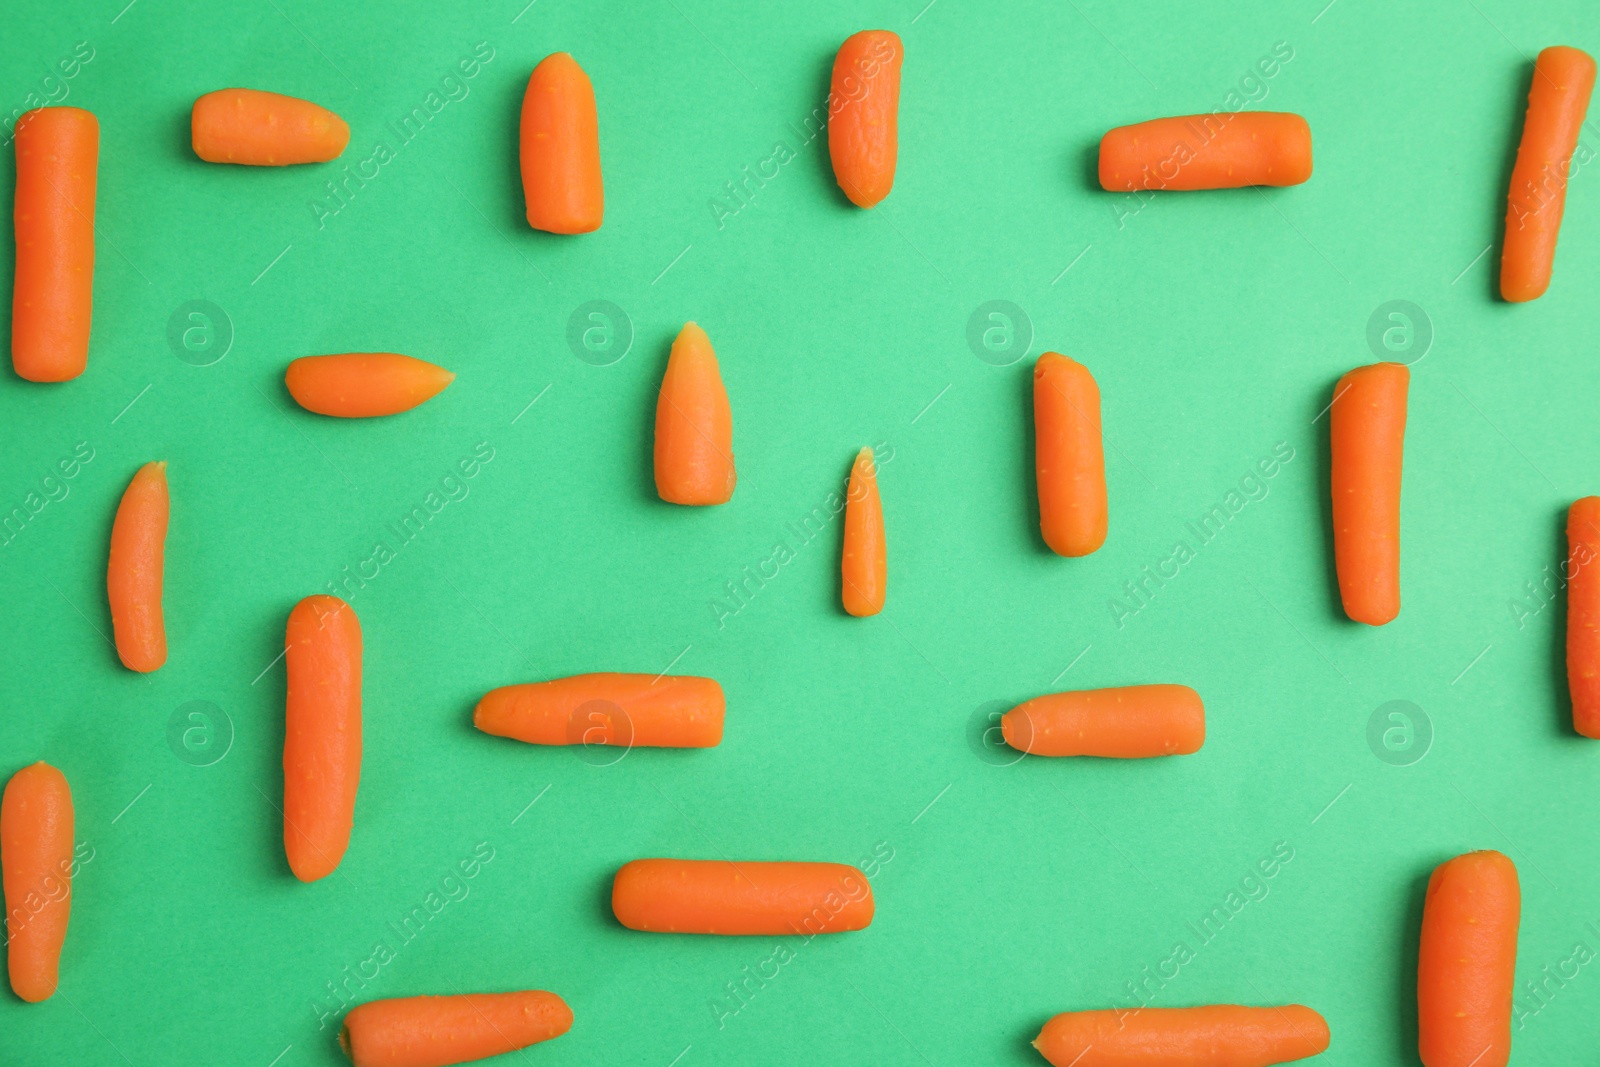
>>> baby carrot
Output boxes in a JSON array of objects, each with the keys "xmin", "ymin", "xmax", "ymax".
[
  {"xmin": 1566, "ymin": 497, "xmax": 1600, "ymax": 738},
  {"xmin": 828, "ymin": 30, "xmax": 902, "ymax": 208},
  {"xmin": 285, "ymin": 353, "xmax": 454, "ymax": 418},
  {"xmin": 283, "ymin": 596, "xmax": 361, "ymax": 883},
  {"xmin": 106, "ymin": 462, "xmax": 168, "ymax": 673},
  {"xmin": 340, "ymin": 990, "xmax": 572, "ymax": 1067},
  {"xmin": 1099, "ymin": 112, "xmax": 1312, "ymax": 192},
  {"xmin": 654, "ymin": 322, "xmax": 735, "ymax": 505},
  {"xmin": 2, "ymin": 762, "xmax": 73, "ymax": 1003},
  {"xmin": 474, "ymin": 673, "xmax": 724, "ymax": 748},
  {"xmin": 1501, "ymin": 47, "xmax": 1596, "ymax": 302},
  {"xmin": 1033, "ymin": 1005, "xmax": 1330, "ymax": 1067},
  {"xmin": 613, "ymin": 858, "xmax": 874, "ymax": 935},
  {"xmin": 1034, "ymin": 352, "xmax": 1107, "ymax": 557},
  {"xmin": 841, "ymin": 447, "xmax": 886, "ymax": 616},
  {"xmin": 520, "ymin": 52, "xmax": 603, "ymax": 234},
  {"xmin": 1330, "ymin": 361, "xmax": 1408, "ymax": 625},
  {"xmin": 191, "ymin": 88, "xmax": 349, "ymax": 165},
  {"xmin": 1417, "ymin": 850, "xmax": 1520, "ymax": 1067},
  {"xmin": 1002, "ymin": 684, "xmax": 1204, "ymax": 758},
  {"xmin": 11, "ymin": 107, "xmax": 97, "ymax": 382}
]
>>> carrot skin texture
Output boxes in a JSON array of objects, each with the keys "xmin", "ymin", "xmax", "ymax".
[
  {"xmin": 828, "ymin": 30, "xmax": 902, "ymax": 207},
  {"xmin": 285, "ymin": 354, "xmax": 454, "ymax": 418},
  {"xmin": 1034, "ymin": 1005, "xmax": 1330, "ymax": 1067},
  {"xmin": 654, "ymin": 323, "xmax": 735, "ymax": 505},
  {"xmin": 1566, "ymin": 497, "xmax": 1600, "ymax": 737},
  {"xmin": 283, "ymin": 596, "xmax": 361, "ymax": 883},
  {"xmin": 1417, "ymin": 851, "xmax": 1520, "ymax": 1067},
  {"xmin": 1099, "ymin": 112, "xmax": 1312, "ymax": 191},
  {"xmin": 1034, "ymin": 353, "xmax": 1108, "ymax": 556},
  {"xmin": 519, "ymin": 53, "xmax": 603, "ymax": 233},
  {"xmin": 1002, "ymin": 685, "xmax": 1204, "ymax": 758},
  {"xmin": 613, "ymin": 859, "xmax": 874, "ymax": 935},
  {"xmin": 841, "ymin": 447, "xmax": 887, "ymax": 616},
  {"xmin": 12, "ymin": 107, "xmax": 97, "ymax": 382},
  {"xmin": 1501, "ymin": 47, "xmax": 1596, "ymax": 302},
  {"xmin": 107, "ymin": 461, "xmax": 169, "ymax": 672},
  {"xmin": 2, "ymin": 763, "xmax": 73, "ymax": 1003},
  {"xmin": 340, "ymin": 990, "xmax": 571, "ymax": 1067},
  {"xmin": 191, "ymin": 89, "xmax": 349, "ymax": 165},
  {"xmin": 474, "ymin": 673, "xmax": 724, "ymax": 748},
  {"xmin": 1330, "ymin": 362, "xmax": 1408, "ymax": 625}
]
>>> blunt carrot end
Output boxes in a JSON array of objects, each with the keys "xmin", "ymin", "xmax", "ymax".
[
  {"xmin": 1099, "ymin": 112, "xmax": 1312, "ymax": 192},
  {"xmin": 191, "ymin": 89, "xmax": 350, "ymax": 166},
  {"xmin": 107, "ymin": 461, "xmax": 170, "ymax": 673},
  {"xmin": 1418, "ymin": 850, "xmax": 1519, "ymax": 1067},
  {"xmin": 520, "ymin": 52, "xmax": 604, "ymax": 234},
  {"xmin": 283, "ymin": 596, "xmax": 361, "ymax": 883},
  {"xmin": 613, "ymin": 858, "xmax": 874, "ymax": 935},
  {"xmin": 1033, "ymin": 1005, "xmax": 1329, "ymax": 1066},
  {"xmin": 842, "ymin": 447, "xmax": 886, "ymax": 616},
  {"xmin": 2, "ymin": 762, "xmax": 73, "ymax": 1003},
  {"xmin": 1002, "ymin": 685, "xmax": 1204, "ymax": 758},
  {"xmin": 1330, "ymin": 361, "xmax": 1408, "ymax": 626},
  {"xmin": 654, "ymin": 323, "xmax": 735, "ymax": 505},
  {"xmin": 285, "ymin": 353, "xmax": 454, "ymax": 418},
  {"xmin": 1566, "ymin": 496, "xmax": 1600, "ymax": 738},
  {"xmin": 340, "ymin": 990, "xmax": 572, "ymax": 1067},
  {"xmin": 827, "ymin": 30, "xmax": 903, "ymax": 208},
  {"xmin": 1034, "ymin": 353, "xmax": 1107, "ymax": 557}
]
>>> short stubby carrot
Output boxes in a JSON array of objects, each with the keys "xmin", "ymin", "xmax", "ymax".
[
  {"xmin": 520, "ymin": 52, "xmax": 603, "ymax": 234},
  {"xmin": 340, "ymin": 990, "xmax": 572, "ymax": 1067},
  {"xmin": 284, "ymin": 596, "xmax": 361, "ymax": 883},
  {"xmin": 1330, "ymin": 362, "xmax": 1408, "ymax": 625},
  {"xmin": 286, "ymin": 354, "xmax": 453, "ymax": 418},
  {"xmin": 1002, "ymin": 684, "xmax": 1204, "ymax": 758},
  {"xmin": 12, "ymin": 107, "xmax": 97, "ymax": 382},
  {"xmin": 1099, "ymin": 112, "xmax": 1312, "ymax": 192},
  {"xmin": 654, "ymin": 322, "xmax": 735, "ymax": 505},
  {"xmin": 1034, "ymin": 352, "xmax": 1107, "ymax": 557},
  {"xmin": 107, "ymin": 461, "xmax": 169, "ymax": 673},
  {"xmin": 1033, "ymin": 1005, "xmax": 1330, "ymax": 1067},
  {"xmin": 1566, "ymin": 497, "xmax": 1600, "ymax": 738},
  {"xmin": 2, "ymin": 762, "xmax": 73, "ymax": 1003},
  {"xmin": 1501, "ymin": 47, "xmax": 1596, "ymax": 302},
  {"xmin": 1417, "ymin": 850, "xmax": 1520, "ymax": 1067},
  {"xmin": 841, "ymin": 447, "xmax": 886, "ymax": 616},
  {"xmin": 828, "ymin": 30, "xmax": 902, "ymax": 208},
  {"xmin": 191, "ymin": 88, "xmax": 350, "ymax": 165},
  {"xmin": 474, "ymin": 673, "xmax": 724, "ymax": 748},
  {"xmin": 612, "ymin": 859, "xmax": 874, "ymax": 935}
]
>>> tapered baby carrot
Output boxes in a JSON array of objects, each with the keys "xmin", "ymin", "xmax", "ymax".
[
  {"xmin": 1501, "ymin": 47, "xmax": 1596, "ymax": 302},
  {"xmin": 1099, "ymin": 112, "xmax": 1312, "ymax": 192},
  {"xmin": 474, "ymin": 673, "xmax": 724, "ymax": 748},
  {"xmin": 191, "ymin": 88, "xmax": 349, "ymax": 165},
  {"xmin": 1002, "ymin": 684, "xmax": 1204, "ymax": 758},
  {"xmin": 340, "ymin": 990, "xmax": 572, "ymax": 1067},
  {"xmin": 1033, "ymin": 1005, "xmax": 1330, "ymax": 1067},
  {"xmin": 520, "ymin": 53, "xmax": 603, "ymax": 233},
  {"xmin": 283, "ymin": 596, "xmax": 361, "ymax": 883},
  {"xmin": 1566, "ymin": 497, "xmax": 1600, "ymax": 737},
  {"xmin": 1330, "ymin": 362, "xmax": 1408, "ymax": 625},
  {"xmin": 285, "ymin": 354, "xmax": 454, "ymax": 418},
  {"xmin": 1418, "ymin": 850, "xmax": 1519, "ymax": 1067},
  {"xmin": 107, "ymin": 462, "xmax": 168, "ymax": 673},
  {"xmin": 654, "ymin": 322, "xmax": 735, "ymax": 505},
  {"xmin": 828, "ymin": 30, "xmax": 902, "ymax": 207},
  {"xmin": 613, "ymin": 859, "xmax": 874, "ymax": 935},
  {"xmin": 841, "ymin": 447, "xmax": 886, "ymax": 616},
  {"xmin": 1034, "ymin": 353, "xmax": 1107, "ymax": 557},
  {"xmin": 2, "ymin": 762, "xmax": 73, "ymax": 1003},
  {"xmin": 12, "ymin": 107, "xmax": 97, "ymax": 382}
]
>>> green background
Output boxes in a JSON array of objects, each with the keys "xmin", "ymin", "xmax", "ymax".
[{"xmin": 2, "ymin": 0, "xmax": 1598, "ymax": 1063}]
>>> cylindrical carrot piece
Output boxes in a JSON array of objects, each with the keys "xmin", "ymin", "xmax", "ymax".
[
  {"xmin": 12, "ymin": 107, "xmax": 97, "ymax": 382},
  {"xmin": 191, "ymin": 88, "xmax": 350, "ymax": 165},
  {"xmin": 1034, "ymin": 352, "xmax": 1108, "ymax": 557},
  {"xmin": 340, "ymin": 990, "xmax": 572, "ymax": 1067},
  {"xmin": 519, "ymin": 52, "xmax": 603, "ymax": 234},
  {"xmin": 1002, "ymin": 684, "xmax": 1204, "ymax": 758},
  {"xmin": 1099, "ymin": 112, "xmax": 1313, "ymax": 192},
  {"xmin": 1566, "ymin": 497, "xmax": 1600, "ymax": 738},
  {"xmin": 107, "ymin": 461, "xmax": 169, "ymax": 673},
  {"xmin": 613, "ymin": 859, "xmax": 874, "ymax": 935},
  {"xmin": 1501, "ymin": 47, "xmax": 1596, "ymax": 302},
  {"xmin": 842, "ymin": 447, "xmax": 886, "ymax": 616},
  {"xmin": 828, "ymin": 30, "xmax": 902, "ymax": 208},
  {"xmin": 1034, "ymin": 1005, "xmax": 1330, "ymax": 1067},
  {"xmin": 285, "ymin": 353, "xmax": 454, "ymax": 418},
  {"xmin": 2, "ymin": 762, "xmax": 73, "ymax": 1003},
  {"xmin": 1330, "ymin": 361, "xmax": 1408, "ymax": 625},
  {"xmin": 654, "ymin": 322, "xmax": 735, "ymax": 505},
  {"xmin": 1417, "ymin": 850, "xmax": 1520, "ymax": 1067},
  {"xmin": 474, "ymin": 673, "xmax": 724, "ymax": 748},
  {"xmin": 283, "ymin": 596, "xmax": 361, "ymax": 883}
]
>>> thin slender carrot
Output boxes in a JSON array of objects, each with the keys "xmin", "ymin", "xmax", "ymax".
[
  {"xmin": 191, "ymin": 88, "xmax": 349, "ymax": 165},
  {"xmin": 340, "ymin": 990, "xmax": 572, "ymax": 1067},
  {"xmin": 1002, "ymin": 684, "xmax": 1204, "ymax": 758},
  {"xmin": 474, "ymin": 673, "xmax": 724, "ymax": 748},
  {"xmin": 107, "ymin": 462, "xmax": 168, "ymax": 673},
  {"xmin": 654, "ymin": 322, "xmax": 735, "ymax": 505},
  {"xmin": 283, "ymin": 596, "xmax": 361, "ymax": 883},
  {"xmin": 2, "ymin": 762, "xmax": 73, "ymax": 1003},
  {"xmin": 1417, "ymin": 850, "xmax": 1519, "ymax": 1067},
  {"xmin": 285, "ymin": 354, "xmax": 454, "ymax": 418},
  {"xmin": 841, "ymin": 447, "xmax": 886, "ymax": 616},
  {"xmin": 520, "ymin": 52, "xmax": 603, "ymax": 234},
  {"xmin": 612, "ymin": 859, "xmax": 874, "ymax": 935},
  {"xmin": 1330, "ymin": 362, "xmax": 1408, "ymax": 625},
  {"xmin": 1033, "ymin": 1005, "xmax": 1330, "ymax": 1067},
  {"xmin": 1501, "ymin": 47, "xmax": 1596, "ymax": 302},
  {"xmin": 11, "ymin": 107, "xmax": 97, "ymax": 383},
  {"xmin": 828, "ymin": 30, "xmax": 902, "ymax": 208},
  {"xmin": 1566, "ymin": 497, "xmax": 1600, "ymax": 738},
  {"xmin": 1099, "ymin": 112, "xmax": 1312, "ymax": 192},
  {"xmin": 1034, "ymin": 352, "xmax": 1107, "ymax": 557}
]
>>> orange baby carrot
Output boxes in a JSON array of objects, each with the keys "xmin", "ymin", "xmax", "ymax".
[
  {"xmin": 1417, "ymin": 850, "xmax": 1520, "ymax": 1067},
  {"xmin": 1034, "ymin": 352, "xmax": 1107, "ymax": 557},
  {"xmin": 11, "ymin": 107, "xmax": 97, "ymax": 382},
  {"xmin": 474, "ymin": 673, "xmax": 724, "ymax": 748},
  {"xmin": 613, "ymin": 859, "xmax": 874, "ymax": 935},
  {"xmin": 106, "ymin": 461, "xmax": 168, "ymax": 673},
  {"xmin": 1002, "ymin": 684, "xmax": 1204, "ymax": 758},
  {"xmin": 841, "ymin": 447, "xmax": 886, "ymax": 616},
  {"xmin": 191, "ymin": 88, "xmax": 349, "ymax": 165},
  {"xmin": 340, "ymin": 990, "xmax": 572, "ymax": 1067},
  {"xmin": 1330, "ymin": 361, "xmax": 1408, "ymax": 625},
  {"xmin": 285, "ymin": 354, "xmax": 454, "ymax": 418},
  {"xmin": 1099, "ymin": 112, "xmax": 1312, "ymax": 192},
  {"xmin": 283, "ymin": 596, "xmax": 361, "ymax": 883},
  {"xmin": 1566, "ymin": 497, "xmax": 1600, "ymax": 738},
  {"xmin": 654, "ymin": 322, "xmax": 735, "ymax": 505},
  {"xmin": 2, "ymin": 762, "xmax": 73, "ymax": 1003},
  {"xmin": 1033, "ymin": 1005, "xmax": 1330, "ymax": 1067},
  {"xmin": 520, "ymin": 52, "xmax": 603, "ymax": 234},
  {"xmin": 1501, "ymin": 47, "xmax": 1596, "ymax": 302},
  {"xmin": 828, "ymin": 30, "xmax": 902, "ymax": 208}
]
